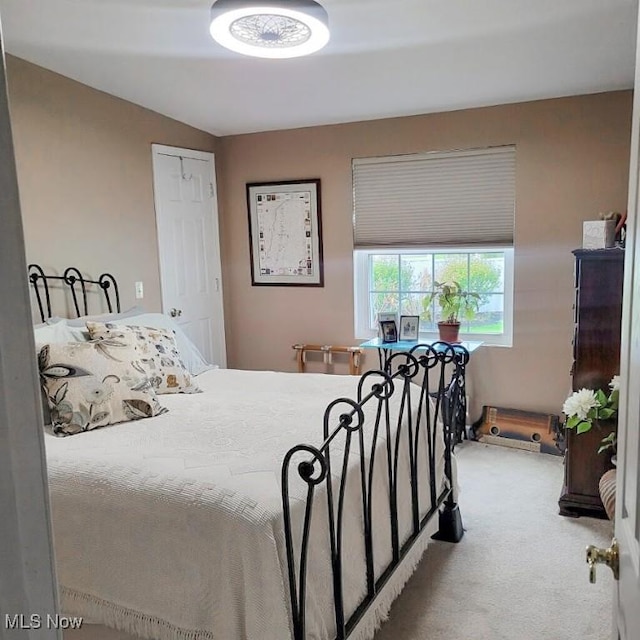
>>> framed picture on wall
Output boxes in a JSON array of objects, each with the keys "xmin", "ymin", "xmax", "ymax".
[
  {"xmin": 399, "ymin": 315, "xmax": 420, "ymax": 341},
  {"xmin": 246, "ymin": 179, "xmax": 324, "ymax": 286}
]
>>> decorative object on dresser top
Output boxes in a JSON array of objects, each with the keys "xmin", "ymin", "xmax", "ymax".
[
  {"xmin": 31, "ymin": 267, "xmax": 463, "ymax": 640},
  {"xmin": 559, "ymin": 248, "xmax": 624, "ymax": 518},
  {"xmin": 582, "ymin": 210, "xmax": 626, "ymax": 250}
]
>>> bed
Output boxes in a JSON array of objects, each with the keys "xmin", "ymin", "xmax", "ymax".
[{"xmin": 30, "ymin": 265, "xmax": 464, "ymax": 640}]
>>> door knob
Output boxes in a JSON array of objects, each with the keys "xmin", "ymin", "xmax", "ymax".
[
  {"xmin": 586, "ymin": 538, "xmax": 619, "ymax": 583},
  {"xmin": 169, "ymin": 308, "xmax": 182, "ymax": 318}
]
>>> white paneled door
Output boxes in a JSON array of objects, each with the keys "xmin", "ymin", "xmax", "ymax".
[
  {"xmin": 151, "ymin": 145, "xmax": 226, "ymax": 367},
  {"xmin": 614, "ymin": 79, "xmax": 640, "ymax": 640},
  {"xmin": 613, "ymin": 8, "xmax": 640, "ymax": 638}
]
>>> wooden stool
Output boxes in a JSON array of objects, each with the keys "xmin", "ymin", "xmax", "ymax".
[{"xmin": 292, "ymin": 344, "xmax": 363, "ymax": 375}]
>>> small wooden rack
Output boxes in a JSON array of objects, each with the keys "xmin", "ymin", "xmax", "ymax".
[{"xmin": 292, "ymin": 344, "xmax": 363, "ymax": 376}]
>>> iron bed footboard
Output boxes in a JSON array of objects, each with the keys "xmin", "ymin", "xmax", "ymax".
[{"xmin": 281, "ymin": 344, "xmax": 465, "ymax": 640}]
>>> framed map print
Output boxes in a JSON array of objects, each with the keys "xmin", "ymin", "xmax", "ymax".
[{"xmin": 246, "ymin": 179, "xmax": 324, "ymax": 286}]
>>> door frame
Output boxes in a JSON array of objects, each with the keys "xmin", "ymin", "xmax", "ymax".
[
  {"xmin": 151, "ymin": 143, "xmax": 227, "ymax": 367},
  {"xmin": 0, "ymin": 17, "xmax": 61, "ymax": 638}
]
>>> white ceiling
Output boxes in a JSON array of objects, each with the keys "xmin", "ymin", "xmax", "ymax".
[{"xmin": 1, "ymin": 0, "xmax": 637, "ymax": 136}]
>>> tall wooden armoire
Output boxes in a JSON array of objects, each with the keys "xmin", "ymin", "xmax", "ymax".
[{"xmin": 558, "ymin": 248, "xmax": 624, "ymax": 518}]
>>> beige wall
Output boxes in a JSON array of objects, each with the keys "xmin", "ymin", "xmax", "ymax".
[
  {"xmin": 7, "ymin": 56, "xmax": 218, "ymax": 316},
  {"xmin": 218, "ymin": 92, "xmax": 632, "ymax": 419},
  {"xmin": 6, "ymin": 55, "xmax": 632, "ymax": 419}
]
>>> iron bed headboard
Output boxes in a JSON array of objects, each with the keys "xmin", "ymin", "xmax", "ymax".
[
  {"xmin": 282, "ymin": 343, "xmax": 465, "ymax": 640},
  {"xmin": 28, "ymin": 264, "xmax": 120, "ymax": 323}
]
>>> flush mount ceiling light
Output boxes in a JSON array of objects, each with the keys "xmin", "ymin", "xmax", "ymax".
[{"xmin": 210, "ymin": 0, "xmax": 330, "ymax": 59}]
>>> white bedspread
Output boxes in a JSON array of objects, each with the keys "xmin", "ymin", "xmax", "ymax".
[{"xmin": 45, "ymin": 369, "xmax": 449, "ymax": 640}]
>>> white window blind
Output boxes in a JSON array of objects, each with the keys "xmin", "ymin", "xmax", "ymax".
[{"xmin": 353, "ymin": 146, "xmax": 515, "ymax": 248}]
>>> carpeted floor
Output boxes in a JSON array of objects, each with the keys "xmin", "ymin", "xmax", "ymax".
[{"xmin": 375, "ymin": 441, "xmax": 614, "ymax": 640}]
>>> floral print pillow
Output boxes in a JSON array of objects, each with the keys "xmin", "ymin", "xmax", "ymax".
[
  {"xmin": 86, "ymin": 321, "xmax": 201, "ymax": 394},
  {"xmin": 39, "ymin": 338, "xmax": 168, "ymax": 437}
]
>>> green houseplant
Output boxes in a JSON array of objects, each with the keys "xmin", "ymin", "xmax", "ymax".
[{"xmin": 422, "ymin": 281, "xmax": 480, "ymax": 343}]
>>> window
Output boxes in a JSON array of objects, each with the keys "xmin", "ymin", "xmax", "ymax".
[
  {"xmin": 353, "ymin": 146, "xmax": 515, "ymax": 346},
  {"xmin": 353, "ymin": 247, "xmax": 514, "ymax": 346}
]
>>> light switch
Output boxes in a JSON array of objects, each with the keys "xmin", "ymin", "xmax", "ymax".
[{"xmin": 135, "ymin": 281, "xmax": 144, "ymax": 299}]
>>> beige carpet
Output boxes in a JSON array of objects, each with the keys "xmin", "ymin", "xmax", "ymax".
[{"xmin": 375, "ymin": 441, "xmax": 614, "ymax": 640}]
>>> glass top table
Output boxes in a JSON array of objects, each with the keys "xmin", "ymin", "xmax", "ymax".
[
  {"xmin": 359, "ymin": 337, "xmax": 483, "ymax": 355},
  {"xmin": 359, "ymin": 337, "xmax": 483, "ymax": 445}
]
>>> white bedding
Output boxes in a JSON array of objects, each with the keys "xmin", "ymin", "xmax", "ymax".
[{"xmin": 45, "ymin": 368, "xmax": 450, "ymax": 640}]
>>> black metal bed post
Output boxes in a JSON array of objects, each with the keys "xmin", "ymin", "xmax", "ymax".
[
  {"xmin": 98, "ymin": 272, "xmax": 120, "ymax": 314},
  {"xmin": 384, "ymin": 353, "xmax": 422, "ymax": 537},
  {"xmin": 281, "ymin": 444, "xmax": 327, "ymax": 640},
  {"xmin": 453, "ymin": 348, "xmax": 470, "ymax": 444},
  {"xmin": 28, "ymin": 264, "xmax": 51, "ymax": 323},
  {"xmin": 63, "ymin": 267, "xmax": 87, "ymax": 317},
  {"xmin": 431, "ymin": 344, "xmax": 467, "ymax": 543},
  {"xmin": 322, "ymin": 397, "xmax": 365, "ymax": 639}
]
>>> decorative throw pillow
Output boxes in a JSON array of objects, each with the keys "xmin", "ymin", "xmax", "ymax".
[
  {"xmin": 108, "ymin": 312, "xmax": 215, "ymax": 375},
  {"xmin": 39, "ymin": 338, "xmax": 168, "ymax": 437},
  {"xmin": 33, "ymin": 319, "xmax": 78, "ymax": 425},
  {"xmin": 86, "ymin": 321, "xmax": 201, "ymax": 394}
]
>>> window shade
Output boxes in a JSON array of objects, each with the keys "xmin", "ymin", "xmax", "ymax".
[{"xmin": 353, "ymin": 146, "xmax": 515, "ymax": 248}]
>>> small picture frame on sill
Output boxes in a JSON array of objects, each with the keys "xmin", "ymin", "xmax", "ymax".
[
  {"xmin": 399, "ymin": 315, "xmax": 419, "ymax": 341},
  {"xmin": 377, "ymin": 311, "xmax": 398, "ymax": 339},
  {"xmin": 379, "ymin": 320, "xmax": 398, "ymax": 343}
]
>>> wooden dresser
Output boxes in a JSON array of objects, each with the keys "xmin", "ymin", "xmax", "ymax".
[{"xmin": 558, "ymin": 248, "xmax": 624, "ymax": 518}]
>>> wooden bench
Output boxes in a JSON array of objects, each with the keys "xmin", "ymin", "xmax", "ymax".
[{"xmin": 292, "ymin": 344, "xmax": 363, "ymax": 376}]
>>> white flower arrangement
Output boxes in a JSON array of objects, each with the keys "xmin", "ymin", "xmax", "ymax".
[{"xmin": 562, "ymin": 375, "xmax": 619, "ymax": 454}]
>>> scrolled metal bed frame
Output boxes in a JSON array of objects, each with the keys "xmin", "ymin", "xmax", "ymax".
[
  {"xmin": 28, "ymin": 264, "xmax": 463, "ymax": 640},
  {"xmin": 282, "ymin": 344, "xmax": 465, "ymax": 640},
  {"xmin": 28, "ymin": 263, "xmax": 120, "ymax": 322}
]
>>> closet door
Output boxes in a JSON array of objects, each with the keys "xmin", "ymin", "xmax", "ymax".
[{"xmin": 151, "ymin": 144, "xmax": 226, "ymax": 367}]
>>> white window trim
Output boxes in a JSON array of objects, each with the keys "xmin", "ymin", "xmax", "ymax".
[{"xmin": 354, "ymin": 246, "xmax": 514, "ymax": 347}]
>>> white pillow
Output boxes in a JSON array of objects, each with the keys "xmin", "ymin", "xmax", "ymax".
[
  {"xmin": 48, "ymin": 306, "xmax": 146, "ymax": 342},
  {"xmin": 59, "ymin": 305, "xmax": 146, "ymax": 327},
  {"xmin": 33, "ymin": 319, "xmax": 76, "ymax": 349},
  {"xmin": 108, "ymin": 313, "xmax": 215, "ymax": 376}
]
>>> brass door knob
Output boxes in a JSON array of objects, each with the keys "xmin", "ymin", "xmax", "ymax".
[{"xmin": 586, "ymin": 538, "xmax": 619, "ymax": 583}]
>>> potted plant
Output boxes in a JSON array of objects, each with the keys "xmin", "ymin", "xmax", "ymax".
[
  {"xmin": 562, "ymin": 375, "xmax": 619, "ymax": 519},
  {"xmin": 562, "ymin": 374, "xmax": 619, "ymax": 460},
  {"xmin": 422, "ymin": 281, "xmax": 480, "ymax": 343}
]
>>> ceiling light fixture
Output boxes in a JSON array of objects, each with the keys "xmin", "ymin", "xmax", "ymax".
[{"xmin": 210, "ymin": 0, "xmax": 330, "ymax": 59}]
